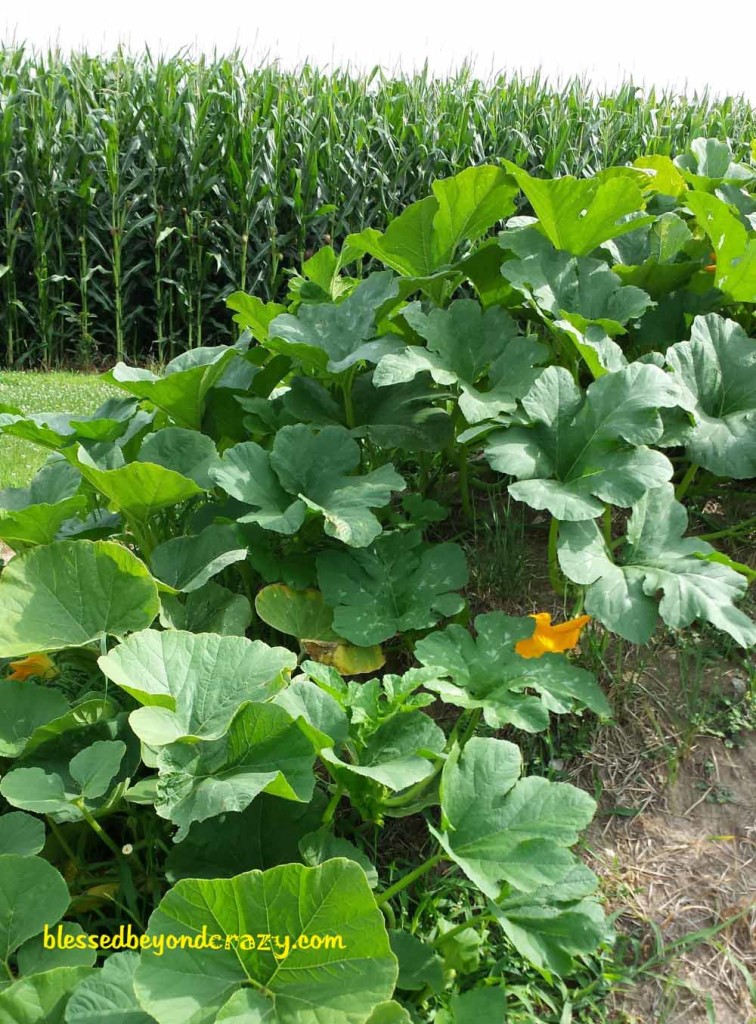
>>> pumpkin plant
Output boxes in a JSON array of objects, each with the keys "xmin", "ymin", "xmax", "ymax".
[{"xmin": 0, "ymin": 144, "xmax": 754, "ymax": 1021}]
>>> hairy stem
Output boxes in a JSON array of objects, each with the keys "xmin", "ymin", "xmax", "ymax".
[
  {"xmin": 433, "ymin": 913, "xmax": 496, "ymax": 948},
  {"xmin": 321, "ymin": 785, "xmax": 344, "ymax": 825},
  {"xmin": 675, "ymin": 462, "xmax": 699, "ymax": 501},
  {"xmin": 698, "ymin": 515, "xmax": 756, "ymax": 542},
  {"xmin": 548, "ymin": 517, "xmax": 565, "ymax": 596},
  {"xmin": 377, "ymin": 852, "xmax": 445, "ymax": 906},
  {"xmin": 75, "ymin": 801, "xmax": 123, "ymax": 859}
]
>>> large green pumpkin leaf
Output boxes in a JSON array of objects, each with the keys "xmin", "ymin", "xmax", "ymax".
[
  {"xmin": 211, "ymin": 426, "xmax": 405, "ymax": 547},
  {"xmin": 159, "ymin": 582, "xmax": 253, "ymax": 637},
  {"xmin": 435, "ymin": 988, "xmax": 507, "ymax": 1024},
  {"xmin": 501, "ymin": 245, "xmax": 653, "ymax": 336},
  {"xmin": 483, "ymin": 364, "xmax": 681, "ymax": 520},
  {"xmin": 64, "ymin": 952, "xmax": 155, "ymax": 1024},
  {"xmin": 0, "ymin": 855, "xmax": 70, "ymax": 964},
  {"xmin": 138, "ymin": 428, "xmax": 222, "ymax": 489},
  {"xmin": 0, "ymin": 398, "xmax": 137, "ymax": 451},
  {"xmin": 153, "ymin": 702, "xmax": 316, "ymax": 839},
  {"xmin": 675, "ymin": 137, "xmax": 755, "ymax": 191},
  {"xmin": 346, "ymin": 166, "xmax": 518, "ymax": 278},
  {"xmin": 322, "ymin": 712, "xmax": 446, "ymax": 792},
  {"xmin": 559, "ymin": 485, "xmax": 756, "ymax": 647},
  {"xmin": 255, "ymin": 584, "xmax": 340, "ymax": 641},
  {"xmin": 345, "ymin": 197, "xmax": 442, "ymax": 278},
  {"xmin": 98, "ymin": 630, "xmax": 296, "ymax": 747},
  {"xmin": 0, "ymin": 682, "xmax": 70, "ymax": 757},
  {"xmin": 209, "ymin": 440, "xmax": 306, "ymax": 535},
  {"xmin": 431, "ymin": 165, "xmax": 519, "ymax": 258},
  {"xmin": 0, "ymin": 967, "xmax": 91, "ymax": 1024},
  {"xmin": 414, "ymin": 613, "xmax": 609, "ymax": 733},
  {"xmin": 108, "ymin": 344, "xmax": 247, "ymax": 430},
  {"xmin": 0, "ymin": 498, "xmax": 89, "ymax": 549},
  {"xmin": 17, "ymin": 922, "xmax": 96, "ymax": 975},
  {"xmin": 0, "ymin": 462, "xmax": 87, "ymax": 548},
  {"xmin": 350, "ymin": 376, "xmax": 453, "ymax": 452},
  {"xmin": 373, "ymin": 300, "xmax": 547, "ymax": 424},
  {"xmin": 0, "ymin": 812, "xmax": 45, "ymax": 856},
  {"xmin": 267, "ymin": 272, "xmax": 402, "ymax": 374},
  {"xmin": 164, "ymin": 795, "xmax": 327, "ymax": 882},
  {"xmin": 431, "ymin": 738, "xmax": 596, "ymax": 898},
  {"xmin": 149, "ymin": 524, "xmax": 248, "ymax": 593},
  {"xmin": 0, "ymin": 541, "xmax": 159, "ymax": 657},
  {"xmin": 664, "ymin": 314, "xmax": 756, "ymax": 478},
  {"xmin": 501, "ymin": 161, "xmax": 652, "ymax": 255},
  {"xmin": 317, "ymin": 530, "xmax": 468, "ymax": 646},
  {"xmin": 281, "ymin": 376, "xmax": 453, "ymax": 453},
  {"xmin": 133, "ymin": 860, "xmax": 398, "ymax": 1024},
  {"xmin": 685, "ymin": 191, "xmax": 756, "ymax": 301},
  {"xmin": 73, "ymin": 458, "xmax": 203, "ymax": 524},
  {"xmin": 273, "ymin": 677, "xmax": 349, "ymax": 749},
  {"xmin": 489, "ymin": 865, "xmax": 606, "ymax": 976},
  {"xmin": 1, "ymin": 738, "xmax": 129, "ymax": 823}
]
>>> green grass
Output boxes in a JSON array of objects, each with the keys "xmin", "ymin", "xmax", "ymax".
[
  {"xmin": 2, "ymin": 46, "xmax": 756, "ymax": 366},
  {"xmin": 0, "ymin": 371, "xmax": 120, "ymax": 487}
]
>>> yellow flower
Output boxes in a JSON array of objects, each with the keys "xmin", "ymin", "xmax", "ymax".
[
  {"xmin": 515, "ymin": 613, "xmax": 591, "ymax": 659},
  {"xmin": 6, "ymin": 652, "xmax": 59, "ymax": 681}
]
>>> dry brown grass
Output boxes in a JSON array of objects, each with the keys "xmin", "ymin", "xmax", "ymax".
[{"xmin": 572, "ymin": 647, "xmax": 755, "ymax": 1024}]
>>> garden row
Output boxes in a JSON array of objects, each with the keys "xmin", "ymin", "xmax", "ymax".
[
  {"xmin": 1, "ymin": 47, "xmax": 756, "ymax": 365},
  {"xmin": 0, "ymin": 146, "xmax": 754, "ymax": 1022}
]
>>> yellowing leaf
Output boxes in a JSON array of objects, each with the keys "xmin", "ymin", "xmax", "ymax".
[{"xmin": 302, "ymin": 640, "xmax": 385, "ymax": 675}]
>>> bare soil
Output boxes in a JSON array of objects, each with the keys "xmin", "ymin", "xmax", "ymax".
[{"xmin": 574, "ymin": 652, "xmax": 755, "ymax": 1024}]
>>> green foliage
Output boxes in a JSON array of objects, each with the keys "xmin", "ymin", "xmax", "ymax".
[
  {"xmin": 558, "ymin": 485, "xmax": 756, "ymax": 646},
  {"xmin": 0, "ymin": 146, "xmax": 755, "ymax": 1023},
  {"xmin": 483, "ymin": 363, "xmax": 682, "ymax": 520},
  {"xmin": 0, "ymin": 541, "xmax": 160, "ymax": 656},
  {"xmin": 133, "ymin": 860, "xmax": 397, "ymax": 1024},
  {"xmin": 415, "ymin": 612, "xmax": 610, "ymax": 732},
  {"xmin": 2, "ymin": 49, "xmax": 756, "ymax": 367}
]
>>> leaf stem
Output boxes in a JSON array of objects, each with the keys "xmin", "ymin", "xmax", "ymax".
[
  {"xmin": 548, "ymin": 517, "xmax": 565, "ymax": 596},
  {"xmin": 342, "ymin": 366, "xmax": 357, "ymax": 429},
  {"xmin": 321, "ymin": 785, "xmax": 344, "ymax": 825},
  {"xmin": 432, "ymin": 913, "xmax": 496, "ymax": 948},
  {"xmin": 697, "ymin": 515, "xmax": 756, "ymax": 542},
  {"xmin": 376, "ymin": 852, "xmax": 445, "ymax": 906},
  {"xmin": 457, "ymin": 708, "xmax": 482, "ymax": 749},
  {"xmin": 382, "ymin": 763, "xmax": 443, "ymax": 809},
  {"xmin": 675, "ymin": 463, "xmax": 699, "ymax": 502},
  {"xmin": 46, "ymin": 815, "xmax": 79, "ymax": 865},
  {"xmin": 75, "ymin": 801, "xmax": 123, "ymax": 859},
  {"xmin": 602, "ymin": 504, "xmax": 612, "ymax": 547},
  {"xmin": 458, "ymin": 444, "xmax": 472, "ymax": 519}
]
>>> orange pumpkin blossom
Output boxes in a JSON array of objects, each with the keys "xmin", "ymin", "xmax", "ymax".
[
  {"xmin": 515, "ymin": 612, "xmax": 591, "ymax": 659},
  {"xmin": 6, "ymin": 652, "xmax": 59, "ymax": 681}
]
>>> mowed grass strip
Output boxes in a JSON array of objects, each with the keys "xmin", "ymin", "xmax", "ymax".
[{"xmin": 0, "ymin": 372, "xmax": 120, "ymax": 487}]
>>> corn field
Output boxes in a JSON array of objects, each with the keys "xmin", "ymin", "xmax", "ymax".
[{"xmin": 1, "ymin": 47, "xmax": 755, "ymax": 367}]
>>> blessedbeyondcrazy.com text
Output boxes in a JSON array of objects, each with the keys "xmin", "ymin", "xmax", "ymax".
[{"xmin": 43, "ymin": 923, "xmax": 346, "ymax": 960}]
